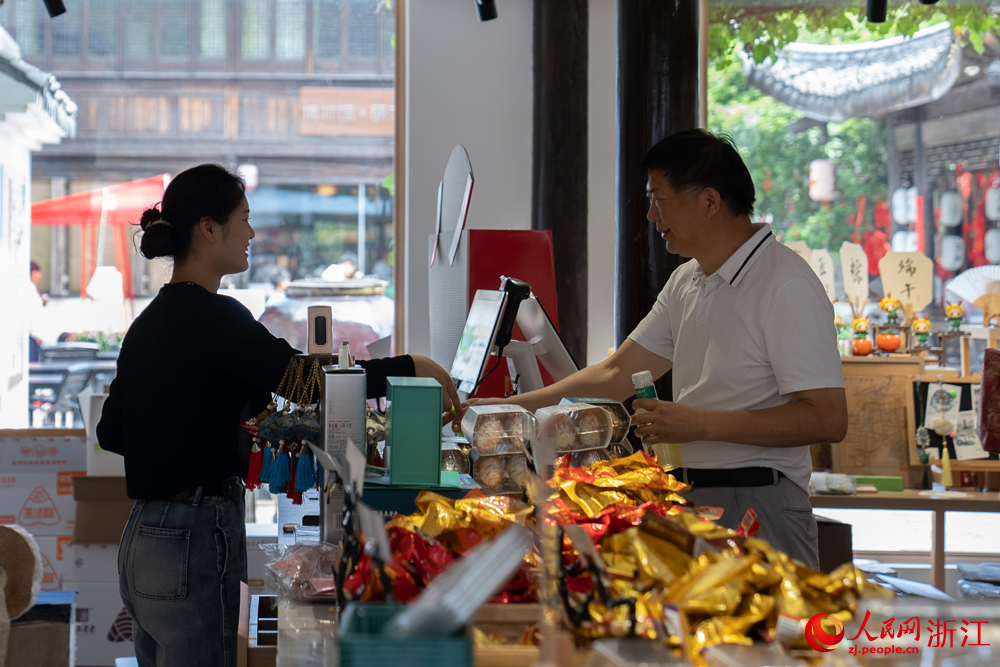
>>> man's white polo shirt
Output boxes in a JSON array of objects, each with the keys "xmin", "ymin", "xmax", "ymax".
[{"xmin": 628, "ymin": 224, "xmax": 845, "ymax": 493}]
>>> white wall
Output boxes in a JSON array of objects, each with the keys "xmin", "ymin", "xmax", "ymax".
[
  {"xmin": 587, "ymin": 0, "xmax": 617, "ymax": 366},
  {"xmin": 404, "ymin": 0, "xmax": 534, "ymax": 356}
]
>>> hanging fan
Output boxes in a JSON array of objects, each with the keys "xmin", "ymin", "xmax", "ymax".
[{"xmin": 946, "ymin": 266, "xmax": 1000, "ymax": 325}]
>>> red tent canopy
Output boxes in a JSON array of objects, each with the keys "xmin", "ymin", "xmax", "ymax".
[
  {"xmin": 31, "ymin": 174, "xmax": 170, "ymax": 227},
  {"xmin": 32, "ymin": 174, "xmax": 170, "ymax": 302}
]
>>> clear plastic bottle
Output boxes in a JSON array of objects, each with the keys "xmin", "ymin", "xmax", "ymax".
[
  {"xmin": 338, "ymin": 340, "xmax": 354, "ymax": 368},
  {"xmin": 631, "ymin": 371, "xmax": 682, "ymax": 472}
]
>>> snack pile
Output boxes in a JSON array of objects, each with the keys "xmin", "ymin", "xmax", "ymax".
[{"xmin": 341, "ymin": 450, "xmax": 892, "ymax": 661}]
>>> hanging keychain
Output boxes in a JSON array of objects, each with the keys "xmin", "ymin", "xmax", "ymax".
[{"xmin": 245, "ymin": 359, "xmax": 298, "ymax": 490}]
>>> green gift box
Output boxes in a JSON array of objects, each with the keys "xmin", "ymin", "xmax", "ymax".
[{"xmin": 387, "ymin": 376, "xmax": 443, "ymax": 486}]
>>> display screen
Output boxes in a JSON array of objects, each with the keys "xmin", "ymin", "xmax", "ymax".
[{"xmin": 450, "ymin": 290, "xmax": 506, "ymax": 394}]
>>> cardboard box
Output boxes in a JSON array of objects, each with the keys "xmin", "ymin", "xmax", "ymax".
[
  {"xmin": 0, "ymin": 472, "xmax": 83, "ymax": 535},
  {"xmin": 6, "ymin": 590, "xmax": 75, "ymax": 667},
  {"xmin": 66, "ymin": 542, "xmax": 120, "ymax": 583},
  {"xmin": 32, "ymin": 535, "xmax": 73, "ymax": 591},
  {"xmin": 67, "ymin": 580, "xmax": 135, "ymax": 667},
  {"xmin": 0, "ymin": 431, "xmax": 87, "ymax": 472},
  {"xmin": 246, "ymin": 524, "xmax": 279, "ymax": 595},
  {"xmin": 72, "ymin": 476, "xmax": 133, "ymax": 544}
]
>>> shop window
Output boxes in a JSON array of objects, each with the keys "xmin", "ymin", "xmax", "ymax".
[
  {"xmin": 275, "ymin": 0, "xmax": 306, "ymax": 61},
  {"xmin": 347, "ymin": 0, "xmax": 376, "ymax": 61},
  {"xmin": 314, "ymin": 0, "xmax": 342, "ymax": 61},
  {"xmin": 87, "ymin": 0, "xmax": 117, "ymax": 58},
  {"xmin": 199, "ymin": 0, "xmax": 226, "ymax": 59},
  {"xmin": 242, "ymin": 0, "xmax": 270, "ymax": 60},
  {"xmin": 12, "ymin": 0, "xmax": 45, "ymax": 57},
  {"xmin": 160, "ymin": 0, "xmax": 190, "ymax": 59},
  {"xmin": 381, "ymin": 5, "xmax": 394, "ymax": 66},
  {"xmin": 124, "ymin": 0, "xmax": 155, "ymax": 60},
  {"xmin": 51, "ymin": 0, "xmax": 82, "ymax": 57}
]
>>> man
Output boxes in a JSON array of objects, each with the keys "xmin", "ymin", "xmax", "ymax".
[{"xmin": 460, "ymin": 130, "xmax": 846, "ymax": 567}]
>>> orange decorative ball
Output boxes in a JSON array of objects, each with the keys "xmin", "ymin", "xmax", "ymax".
[
  {"xmin": 852, "ymin": 338, "xmax": 873, "ymax": 356},
  {"xmin": 876, "ymin": 333, "xmax": 901, "ymax": 353}
]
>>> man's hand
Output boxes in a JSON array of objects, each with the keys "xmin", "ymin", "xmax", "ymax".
[
  {"xmin": 410, "ymin": 355, "xmax": 462, "ymax": 419},
  {"xmin": 631, "ymin": 399, "xmax": 708, "ymax": 446}
]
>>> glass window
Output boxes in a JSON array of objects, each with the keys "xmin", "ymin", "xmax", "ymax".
[
  {"xmin": 88, "ymin": 0, "xmax": 118, "ymax": 58},
  {"xmin": 242, "ymin": 0, "xmax": 270, "ymax": 60},
  {"xmin": 7, "ymin": 0, "xmax": 44, "ymax": 57},
  {"xmin": 125, "ymin": 0, "xmax": 155, "ymax": 59},
  {"xmin": 314, "ymin": 0, "xmax": 342, "ymax": 61},
  {"xmin": 199, "ymin": 0, "xmax": 226, "ymax": 59},
  {"xmin": 347, "ymin": 0, "xmax": 376, "ymax": 61},
  {"xmin": 160, "ymin": 0, "xmax": 190, "ymax": 59},
  {"xmin": 52, "ymin": 0, "xmax": 82, "ymax": 57},
  {"xmin": 275, "ymin": 0, "xmax": 305, "ymax": 61},
  {"xmin": 382, "ymin": 5, "xmax": 393, "ymax": 64}
]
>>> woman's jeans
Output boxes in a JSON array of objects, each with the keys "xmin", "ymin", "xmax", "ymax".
[{"xmin": 118, "ymin": 488, "xmax": 247, "ymax": 667}]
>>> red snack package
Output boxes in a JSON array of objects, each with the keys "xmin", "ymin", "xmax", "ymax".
[{"xmin": 981, "ymin": 349, "xmax": 1000, "ymax": 452}]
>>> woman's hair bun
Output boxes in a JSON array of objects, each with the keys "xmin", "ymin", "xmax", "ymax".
[{"xmin": 138, "ymin": 206, "xmax": 175, "ymax": 260}]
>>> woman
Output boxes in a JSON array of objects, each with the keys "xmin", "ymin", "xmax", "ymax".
[{"xmin": 97, "ymin": 164, "xmax": 457, "ymax": 667}]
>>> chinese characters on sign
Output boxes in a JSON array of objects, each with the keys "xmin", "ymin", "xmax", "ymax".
[
  {"xmin": 299, "ymin": 87, "xmax": 395, "ymax": 137},
  {"xmin": 840, "ymin": 241, "xmax": 869, "ymax": 306},
  {"xmin": 843, "ymin": 611, "xmax": 990, "ymax": 655},
  {"xmin": 878, "ymin": 252, "xmax": 933, "ymax": 313}
]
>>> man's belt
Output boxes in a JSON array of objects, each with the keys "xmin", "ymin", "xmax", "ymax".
[
  {"xmin": 163, "ymin": 476, "xmax": 245, "ymax": 503},
  {"xmin": 678, "ymin": 467, "xmax": 783, "ymax": 488}
]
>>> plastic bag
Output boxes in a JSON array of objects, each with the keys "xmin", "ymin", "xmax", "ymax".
[{"xmin": 262, "ymin": 541, "xmax": 341, "ymax": 601}]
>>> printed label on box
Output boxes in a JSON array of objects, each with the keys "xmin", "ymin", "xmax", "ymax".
[
  {"xmin": 32, "ymin": 535, "xmax": 72, "ymax": 591},
  {"xmin": 69, "ymin": 581, "xmax": 135, "ymax": 666},
  {"xmin": 0, "ymin": 436, "xmax": 87, "ymax": 472},
  {"xmin": 65, "ymin": 543, "xmax": 120, "ymax": 583},
  {"xmin": 0, "ymin": 474, "xmax": 77, "ymax": 535}
]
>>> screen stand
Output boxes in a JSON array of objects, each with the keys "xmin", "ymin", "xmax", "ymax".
[{"xmin": 504, "ymin": 336, "xmax": 546, "ymax": 394}]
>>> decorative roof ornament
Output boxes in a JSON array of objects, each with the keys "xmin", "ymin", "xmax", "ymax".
[{"xmin": 742, "ymin": 22, "xmax": 961, "ymax": 122}]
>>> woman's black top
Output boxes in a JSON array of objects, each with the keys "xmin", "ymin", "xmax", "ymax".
[{"xmin": 96, "ymin": 282, "xmax": 415, "ymax": 500}]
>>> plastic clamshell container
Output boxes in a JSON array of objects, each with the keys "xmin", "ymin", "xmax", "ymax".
[
  {"xmin": 441, "ymin": 441, "xmax": 471, "ymax": 475},
  {"xmin": 560, "ymin": 397, "xmax": 632, "ymax": 443},
  {"xmin": 468, "ymin": 447, "xmax": 529, "ymax": 496},
  {"xmin": 536, "ymin": 403, "xmax": 614, "ymax": 454},
  {"xmin": 339, "ymin": 603, "xmax": 471, "ymax": 667},
  {"xmin": 460, "ymin": 405, "xmax": 535, "ymax": 455}
]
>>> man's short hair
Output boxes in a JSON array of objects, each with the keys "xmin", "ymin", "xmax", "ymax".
[
  {"xmin": 640, "ymin": 129, "xmax": 755, "ymax": 218},
  {"xmin": 30, "ymin": 261, "xmax": 40, "ymax": 273}
]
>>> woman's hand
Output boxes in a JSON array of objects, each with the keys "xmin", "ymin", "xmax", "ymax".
[
  {"xmin": 410, "ymin": 355, "xmax": 462, "ymax": 420},
  {"xmin": 450, "ymin": 396, "xmax": 509, "ymax": 433}
]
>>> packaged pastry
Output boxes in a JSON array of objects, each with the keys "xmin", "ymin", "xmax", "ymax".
[
  {"xmin": 560, "ymin": 398, "xmax": 632, "ymax": 443},
  {"xmin": 570, "ymin": 447, "xmax": 612, "ymax": 469},
  {"xmin": 469, "ymin": 447, "xmax": 530, "ymax": 496},
  {"xmin": 536, "ymin": 403, "xmax": 614, "ymax": 454},
  {"xmin": 461, "ymin": 405, "xmax": 535, "ymax": 455},
  {"xmin": 441, "ymin": 440, "xmax": 471, "ymax": 474}
]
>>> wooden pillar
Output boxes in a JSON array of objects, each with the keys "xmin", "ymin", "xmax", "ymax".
[
  {"xmin": 614, "ymin": 0, "xmax": 698, "ymax": 398},
  {"xmin": 532, "ymin": 0, "xmax": 589, "ymax": 365}
]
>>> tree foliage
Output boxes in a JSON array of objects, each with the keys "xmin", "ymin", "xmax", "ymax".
[
  {"xmin": 710, "ymin": 1, "xmax": 1000, "ymax": 66},
  {"xmin": 709, "ymin": 54, "xmax": 889, "ymax": 250}
]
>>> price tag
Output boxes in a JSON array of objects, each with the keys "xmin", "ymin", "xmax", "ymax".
[
  {"xmin": 840, "ymin": 242, "xmax": 869, "ymax": 306},
  {"xmin": 878, "ymin": 251, "xmax": 933, "ymax": 313},
  {"xmin": 785, "ymin": 241, "xmax": 811, "ymax": 264},
  {"xmin": 810, "ymin": 249, "xmax": 836, "ymax": 300}
]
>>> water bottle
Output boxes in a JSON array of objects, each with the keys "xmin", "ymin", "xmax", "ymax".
[{"xmin": 631, "ymin": 371, "xmax": 682, "ymax": 472}]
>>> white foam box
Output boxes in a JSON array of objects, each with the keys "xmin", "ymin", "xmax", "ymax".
[
  {"xmin": 246, "ymin": 524, "xmax": 279, "ymax": 595},
  {"xmin": 66, "ymin": 580, "xmax": 134, "ymax": 667},
  {"xmin": 32, "ymin": 535, "xmax": 73, "ymax": 592},
  {"xmin": 66, "ymin": 543, "xmax": 120, "ymax": 583},
  {"xmin": 0, "ymin": 433, "xmax": 87, "ymax": 472},
  {"xmin": 0, "ymin": 472, "xmax": 83, "ymax": 535}
]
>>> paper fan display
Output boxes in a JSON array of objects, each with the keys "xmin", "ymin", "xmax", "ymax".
[
  {"xmin": 946, "ymin": 266, "xmax": 1000, "ymax": 325},
  {"xmin": 0, "ymin": 524, "xmax": 43, "ymax": 620}
]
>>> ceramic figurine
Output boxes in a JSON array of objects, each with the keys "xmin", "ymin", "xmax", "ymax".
[
  {"xmin": 912, "ymin": 317, "xmax": 932, "ymax": 346},
  {"xmin": 876, "ymin": 329, "xmax": 902, "ymax": 353},
  {"xmin": 945, "ymin": 301, "xmax": 965, "ymax": 331},
  {"xmin": 879, "ymin": 295, "xmax": 901, "ymax": 324},
  {"xmin": 852, "ymin": 317, "xmax": 872, "ymax": 356}
]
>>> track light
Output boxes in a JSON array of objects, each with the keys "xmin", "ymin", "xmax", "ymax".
[
  {"xmin": 42, "ymin": 0, "xmax": 66, "ymax": 18},
  {"xmin": 475, "ymin": 0, "xmax": 497, "ymax": 21},
  {"xmin": 867, "ymin": 0, "xmax": 886, "ymax": 23}
]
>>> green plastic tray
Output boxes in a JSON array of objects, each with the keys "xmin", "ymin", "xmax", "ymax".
[{"xmin": 339, "ymin": 603, "xmax": 471, "ymax": 667}]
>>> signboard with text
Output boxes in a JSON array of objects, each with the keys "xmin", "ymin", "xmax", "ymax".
[{"xmin": 299, "ymin": 87, "xmax": 394, "ymax": 137}]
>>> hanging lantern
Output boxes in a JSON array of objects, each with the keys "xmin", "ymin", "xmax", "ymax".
[
  {"xmin": 808, "ymin": 159, "xmax": 836, "ymax": 202},
  {"xmin": 891, "ymin": 230, "xmax": 919, "ymax": 252},
  {"xmin": 986, "ymin": 186, "xmax": 1000, "ymax": 222},
  {"xmin": 941, "ymin": 235, "xmax": 966, "ymax": 271},
  {"xmin": 891, "ymin": 186, "xmax": 918, "ymax": 224},
  {"xmin": 939, "ymin": 191, "xmax": 963, "ymax": 228},
  {"xmin": 986, "ymin": 228, "xmax": 1000, "ymax": 264}
]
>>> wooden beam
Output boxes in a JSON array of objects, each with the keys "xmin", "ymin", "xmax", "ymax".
[
  {"xmin": 614, "ymin": 0, "xmax": 698, "ymax": 398},
  {"xmin": 532, "ymin": 0, "xmax": 589, "ymax": 365}
]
